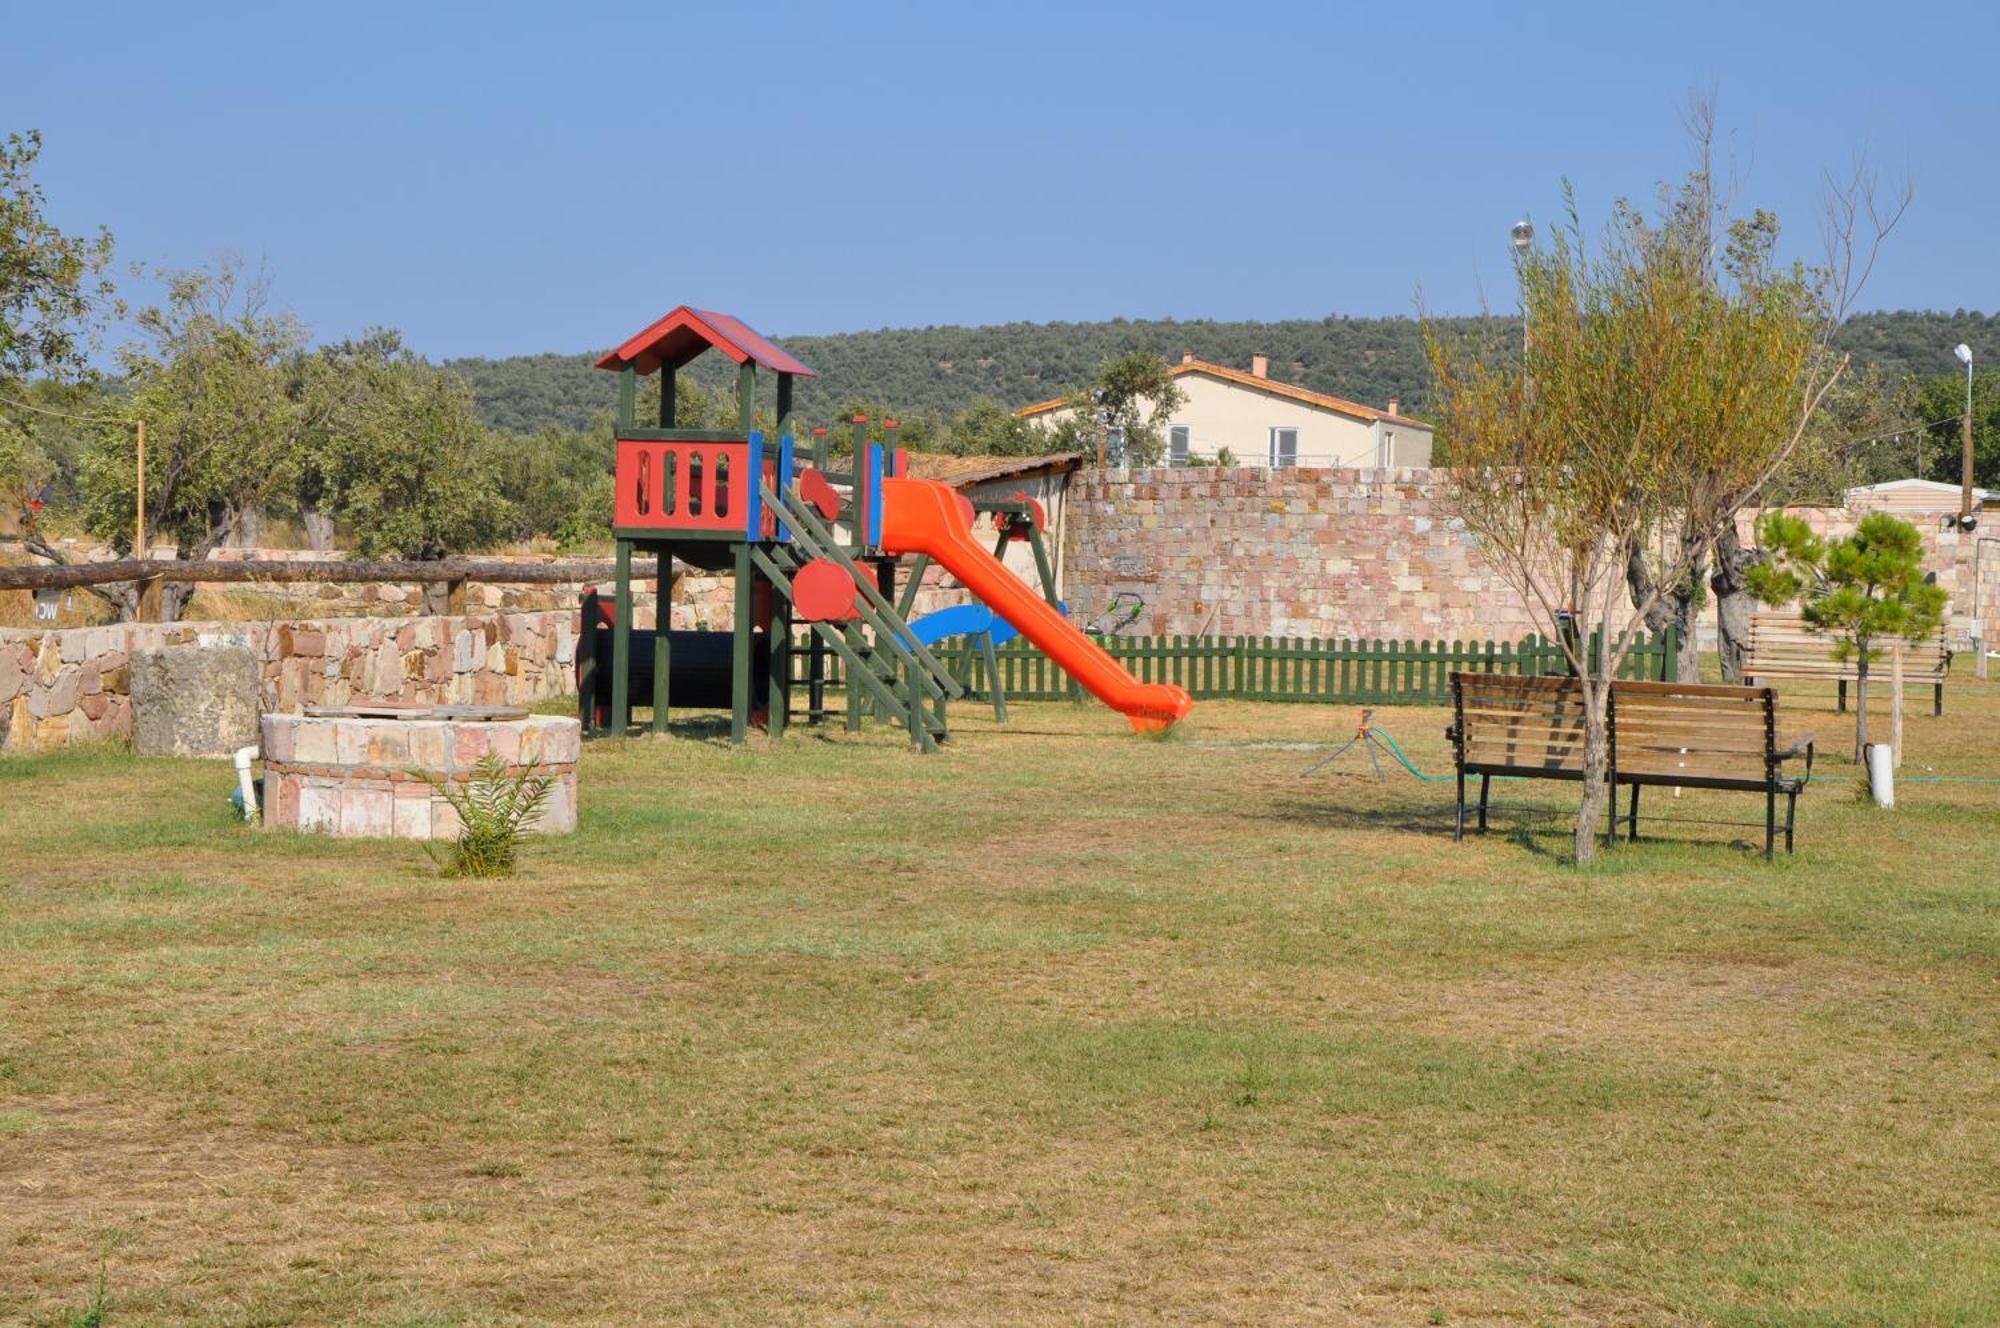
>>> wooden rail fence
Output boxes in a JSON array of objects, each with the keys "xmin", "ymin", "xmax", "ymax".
[
  {"xmin": 0, "ymin": 556, "xmax": 659, "ymax": 621},
  {"xmin": 799, "ymin": 627, "xmax": 1679, "ymax": 707}
]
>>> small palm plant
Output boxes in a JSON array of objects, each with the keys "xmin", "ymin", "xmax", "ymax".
[{"xmin": 423, "ymin": 752, "xmax": 554, "ymax": 878}]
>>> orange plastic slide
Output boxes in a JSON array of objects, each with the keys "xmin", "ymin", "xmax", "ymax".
[{"xmin": 880, "ymin": 477, "xmax": 1193, "ymax": 732}]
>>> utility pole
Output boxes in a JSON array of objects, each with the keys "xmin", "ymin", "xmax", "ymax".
[
  {"xmin": 135, "ymin": 418, "xmax": 147, "ymax": 558},
  {"xmin": 1954, "ymin": 344, "xmax": 1975, "ymax": 523}
]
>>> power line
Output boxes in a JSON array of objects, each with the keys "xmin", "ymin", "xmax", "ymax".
[
  {"xmin": 0, "ymin": 391, "xmax": 132, "ymax": 426},
  {"xmin": 1838, "ymin": 413, "xmax": 1967, "ymax": 449}
]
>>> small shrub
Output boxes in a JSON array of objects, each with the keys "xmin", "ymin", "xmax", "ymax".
[{"xmin": 423, "ymin": 753, "xmax": 554, "ymax": 878}]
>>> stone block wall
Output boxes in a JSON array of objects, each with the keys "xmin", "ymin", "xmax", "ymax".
[
  {"xmin": 1064, "ymin": 466, "xmax": 2000, "ymax": 650},
  {"xmin": 1063, "ymin": 467, "xmax": 1541, "ymax": 642},
  {"xmin": 1, "ymin": 611, "xmax": 576, "ymax": 754},
  {"xmin": 260, "ymin": 712, "xmax": 580, "ymax": 839}
]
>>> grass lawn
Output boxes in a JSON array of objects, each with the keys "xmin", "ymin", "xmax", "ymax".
[{"xmin": 3, "ymin": 671, "xmax": 1997, "ymax": 1325}]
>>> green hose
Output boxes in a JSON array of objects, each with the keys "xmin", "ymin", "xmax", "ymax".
[
  {"xmin": 1305, "ymin": 724, "xmax": 2000, "ymax": 788},
  {"xmin": 1368, "ymin": 726, "xmax": 1456, "ymax": 782},
  {"xmin": 1899, "ymin": 776, "xmax": 2000, "ymax": 784}
]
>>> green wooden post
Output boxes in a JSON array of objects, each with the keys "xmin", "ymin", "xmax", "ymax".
[
  {"xmin": 775, "ymin": 373, "xmax": 794, "ymax": 438},
  {"xmin": 767, "ymin": 601, "xmax": 791, "ymax": 741},
  {"xmin": 651, "ymin": 549, "xmax": 672, "ymax": 734},
  {"xmin": 730, "ymin": 542, "xmax": 753, "ymax": 744},
  {"xmin": 611, "ymin": 538, "xmax": 633, "ymax": 736},
  {"xmin": 844, "ymin": 624, "xmax": 864, "ymax": 731},
  {"xmin": 980, "ymin": 631, "xmax": 1008, "ymax": 722},
  {"xmin": 576, "ymin": 589, "xmax": 599, "ymax": 735},
  {"xmin": 659, "ymin": 367, "xmax": 676, "ymax": 428},
  {"xmin": 737, "ymin": 361, "xmax": 756, "ymax": 436},
  {"xmin": 896, "ymin": 553, "xmax": 931, "ymax": 617},
  {"xmin": 851, "ymin": 417, "xmax": 870, "ymax": 552}
]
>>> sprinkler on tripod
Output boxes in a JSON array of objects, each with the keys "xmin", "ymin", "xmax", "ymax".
[{"xmin": 1300, "ymin": 708, "xmax": 1395, "ymax": 781}]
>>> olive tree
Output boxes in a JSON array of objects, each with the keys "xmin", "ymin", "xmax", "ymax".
[
  {"xmin": 79, "ymin": 264, "xmax": 308, "ymax": 619},
  {"xmin": 1423, "ymin": 140, "xmax": 1859, "ymax": 863},
  {"xmin": 1, "ymin": 129, "xmax": 114, "ymax": 538},
  {"xmin": 1049, "ymin": 351, "xmax": 1186, "ymax": 466}
]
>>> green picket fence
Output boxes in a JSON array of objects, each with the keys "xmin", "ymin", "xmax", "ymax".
[{"xmin": 792, "ymin": 626, "xmax": 1678, "ymax": 707}]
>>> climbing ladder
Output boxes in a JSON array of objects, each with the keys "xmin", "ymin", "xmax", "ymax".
[{"xmin": 757, "ymin": 482, "xmax": 963, "ymax": 752}]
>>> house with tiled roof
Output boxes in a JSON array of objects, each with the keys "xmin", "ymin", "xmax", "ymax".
[{"xmin": 1014, "ymin": 353, "xmax": 1432, "ymax": 469}]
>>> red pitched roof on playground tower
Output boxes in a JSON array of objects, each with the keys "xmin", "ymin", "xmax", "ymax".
[{"xmin": 594, "ymin": 306, "xmax": 817, "ymax": 378}]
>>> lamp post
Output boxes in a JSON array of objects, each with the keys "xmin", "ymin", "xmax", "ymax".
[
  {"xmin": 1954, "ymin": 343, "xmax": 1975, "ymax": 523},
  {"xmin": 1512, "ymin": 219, "xmax": 1535, "ymax": 409}
]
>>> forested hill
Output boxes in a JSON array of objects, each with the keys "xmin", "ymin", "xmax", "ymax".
[{"xmin": 446, "ymin": 309, "xmax": 2000, "ymax": 436}]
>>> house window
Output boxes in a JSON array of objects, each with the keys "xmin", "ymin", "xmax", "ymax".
[
  {"xmin": 1169, "ymin": 425, "xmax": 1190, "ymax": 466},
  {"xmin": 1105, "ymin": 427, "xmax": 1126, "ymax": 464},
  {"xmin": 1379, "ymin": 430, "xmax": 1394, "ymax": 468},
  {"xmin": 1268, "ymin": 427, "xmax": 1298, "ymax": 468}
]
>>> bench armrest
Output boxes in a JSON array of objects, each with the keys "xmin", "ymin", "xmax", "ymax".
[{"xmin": 1772, "ymin": 734, "xmax": 1816, "ymax": 781}]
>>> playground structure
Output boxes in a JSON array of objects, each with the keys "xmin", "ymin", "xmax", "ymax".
[{"xmin": 577, "ymin": 306, "xmax": 1192, "ymax": 747}]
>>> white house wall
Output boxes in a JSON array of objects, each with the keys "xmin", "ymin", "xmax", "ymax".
[{"xmin": 1028, "ymin": 374, "xmax": 1433, "ymax": 468}]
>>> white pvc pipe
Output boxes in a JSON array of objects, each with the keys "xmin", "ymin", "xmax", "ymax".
[
  {"xmin": 1865, "ymin": 743, "xmax": 1895, "ymax": 809},
  {"xmin": 234, "ymin": 745, "xmax": 261, "ymax": 822}
]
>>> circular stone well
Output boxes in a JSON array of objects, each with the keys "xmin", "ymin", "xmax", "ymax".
[{"xmin": 260, "ymin": 705, "xmax": 579, "ymax": 839}]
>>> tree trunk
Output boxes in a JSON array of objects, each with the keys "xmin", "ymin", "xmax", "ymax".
[
  {"xmin": 1711, "ymin": 522, "xmax": 1765, "ymax": 683},
  {"xmin": 1853, "ymin": 651, "xmax": 1870, "ymax": 764},
  {"xmin": 228, "ymin": 503, "xmax": 266, "ymax": 549},
  {"xmin": 301, "ymin": 506, "xmax": 336, "ymax": 552},
  {"xmin": 1573, "ymin": 679, "xmax": 1612, "ymax": 863},
  {"xmin": 1625, "ymin": 541, "xmax": 1704, "ymax": 682}
]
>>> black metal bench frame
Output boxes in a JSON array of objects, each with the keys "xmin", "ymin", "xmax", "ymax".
[{"xmin": 1446, "ymin": 674, "xmax": 1816, "ymax": 859}]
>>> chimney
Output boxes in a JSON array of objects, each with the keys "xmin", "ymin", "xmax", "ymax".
[
  {"xmin": 1251, "ymin": 354, "xmax": 1269, "ymax": 379},
  {"xmin": 1181, "ymin": 350, "xmax": 1194, "ymax": 365},
  {"xmin": 1387, "ymin": 397, "xmax": 1400, "ymax": 417}
]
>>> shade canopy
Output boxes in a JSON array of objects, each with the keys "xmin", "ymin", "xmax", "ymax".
[{"xmin": 595, "ymin": 306, "xmax": 816, "ymax": 378}]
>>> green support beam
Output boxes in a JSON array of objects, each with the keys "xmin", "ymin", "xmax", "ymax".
[
  {"xmin": 651, "ymin": 549, "xmax": 672, "ymax": 734},
  {"xmin": 763, "ymin": 485, "xmax": 961, "ymax": 700},
  {"xmin": 730, "ymin": 542, "xmax": 754, "ymax": 744},
  {"xmin": 747, "ymin": 546, "xmax": 941, "ymax": 738},
  {"xmin": 618, "ymin": 366, "xmax": 636, "ymax": 433},
  {"xmin": 611, "ymin": 539, "xmax": 633, "ymax": 735}
]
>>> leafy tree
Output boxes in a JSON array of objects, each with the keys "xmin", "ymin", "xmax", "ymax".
[
  {"xmin": 0, "ymin": 130, "xmax": 113, "ymax": 387},
  {"xmin": 1, "ymin": 129, "xmax": 114, "ymax": 531},
  {"xmin": 1424, "ymin": 124, "xmax": 1862, "ymax": 863},
  {"xmin": 77, "ymin": 265, "xmax": 307, "ymax": 619},
  {"xmin": 1619, "ymin": 107, "xmax": 1903, "ymax": 684},
  {"xmin": 942, "ymin": 397, "xmax": 1042, "ymax": 456},
  {"xmin": 316, "ymin": 350, "xmax": 505, "ymax": 560},
  {"xmin": 1045, "ymin": 351, "xmax": 1185, "ymax": 465},
  {"xmin": 488, "ymin": 424, "xmax": 613, "ymax": 552},
  {"xmin": 1746, "ymin": 511, "xmax": 1948, "ymax": 761},
  {"xmin": 1911, "ymin": 367, "xmax": 1999, "ymax": 492}
]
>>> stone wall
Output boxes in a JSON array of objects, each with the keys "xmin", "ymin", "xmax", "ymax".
[
  {"xmin": 1, "ymin": 611, "xmax": 576, "ymax": 754},
  {"xmin": 260, "ymin": 712, "xmax": 580, "ymax": 838},
  {"xmin": 1063, "ymin": 467, "xmax": 1541, "ymax": 642},
  {"xmin": 1064, "ymin": 466, "xmax": 1999, "ymax": 649}
]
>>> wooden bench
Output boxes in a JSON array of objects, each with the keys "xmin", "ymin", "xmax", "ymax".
[
  {"xmin": 1446, "ymin": 673, "xmax": 1816, "ymax": 858},
  {"xmin": 1745, "ymin": 611, "xmax": 1949, "ymax": 716}
]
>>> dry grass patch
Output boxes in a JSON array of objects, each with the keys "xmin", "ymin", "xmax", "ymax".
[{"xmin": 3, "ymin": 673, "xmax": 1998, "ymax": 1324}]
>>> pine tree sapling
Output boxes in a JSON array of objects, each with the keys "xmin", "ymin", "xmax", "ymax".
[{"xmin": 1746, "ymin": 511, "xmax": 1948, "ymax": 761}]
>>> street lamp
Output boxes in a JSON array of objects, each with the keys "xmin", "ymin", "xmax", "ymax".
[
  {"xmin": 1954, "ymin": 344, "xmax": 1975, "ymax": 525},
  {"xmin": 1512, "ymin": 220, "xmax": 1535, "ymax": 396}
]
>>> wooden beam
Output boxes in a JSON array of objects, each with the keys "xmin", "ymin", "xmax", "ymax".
[{"xmin": 0, "ymin": 557, "xmax": 660, "ymax": 593}]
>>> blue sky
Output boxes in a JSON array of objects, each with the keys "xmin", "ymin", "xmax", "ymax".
[{"xmin": 8, "ymin": 0, "xmax": 1995, "ymax": 359}]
